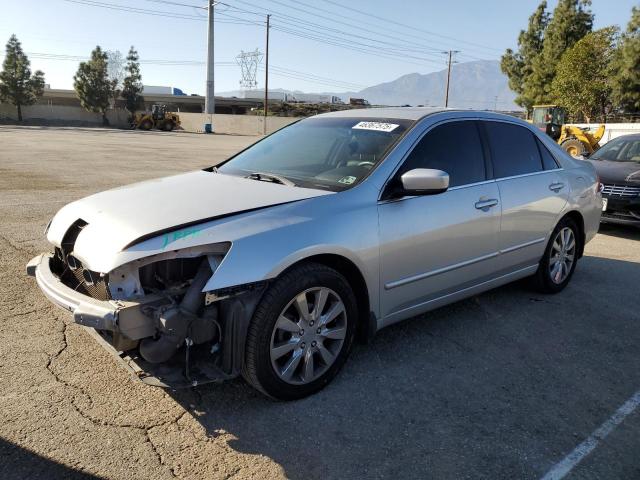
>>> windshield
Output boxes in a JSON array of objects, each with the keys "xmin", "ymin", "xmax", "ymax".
[
  {"xmin": 591, "ymin": 137, "xmax": 640, "ymax": 163},
  {"xmin": 217, "ymin": 117, "xmax": 413, "ymax": 191}
]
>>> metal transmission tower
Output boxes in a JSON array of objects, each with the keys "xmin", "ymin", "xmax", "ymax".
[{"xmin": 235, "ymin": 49, "xmax": 263, "ymax": 91}]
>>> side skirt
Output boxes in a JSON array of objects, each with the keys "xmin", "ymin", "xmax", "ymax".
[{"xmin": 381, "ymin": 264, "xmax": 538, "ymax": 328}]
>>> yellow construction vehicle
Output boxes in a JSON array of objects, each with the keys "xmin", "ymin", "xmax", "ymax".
[
  {"xmin": 132, "ymin": 104, "xmax": 181, "ymax": 132},
  {"xmin": 530, "ymin": 105, "xmax": 605, "ymax": 158}
]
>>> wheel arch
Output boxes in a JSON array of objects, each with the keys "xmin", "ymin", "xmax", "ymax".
[
  {"xmin": 560, "ymin": 210, "xmax": 585, "ymax": 258},
  {"xmin": 278, "ymin": 253, "xmax": 376, "ymax": 343}
]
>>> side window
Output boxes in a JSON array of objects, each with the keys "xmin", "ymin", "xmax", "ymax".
[
  {"xmin": 401, "ymin": 121, "xmax": 486, "ymax": 187},
  {"xmin": 537, "ymin": 138, "xmax": 560, "ymax": 170},
  {"xmin": 484, "ymin": 122, "xmax": 544, "ymax": 178}
]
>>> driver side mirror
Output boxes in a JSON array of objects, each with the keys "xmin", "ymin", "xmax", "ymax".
[{"xmin": 400, "ymin": 168, "xmax": 449, "ymax": 195}]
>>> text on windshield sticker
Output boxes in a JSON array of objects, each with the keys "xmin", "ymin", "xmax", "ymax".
[{"xmin": 352, "ymin": 121, "xmax": 399, "ymax": 133}]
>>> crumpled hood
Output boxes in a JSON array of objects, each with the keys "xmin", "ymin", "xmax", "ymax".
[
  {"xmin": 47, "ymin": 170, "xmax": 331, "ymax": 270},
  {"xmin": 587, "ymin": 159, "xmax": 640, "ymax": 185}
]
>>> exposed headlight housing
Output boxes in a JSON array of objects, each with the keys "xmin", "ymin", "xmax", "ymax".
[{"xmin": 108, "ymin": 242, "xmax": 231, "ymax": 300}]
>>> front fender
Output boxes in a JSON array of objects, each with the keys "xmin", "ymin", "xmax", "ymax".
[{"xmin": 202, "ymin": 203, "xmax": 381, "ymax": 317}]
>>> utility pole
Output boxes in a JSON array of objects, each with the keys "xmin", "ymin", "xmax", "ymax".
[
  {"xmin": 204, "ymin": 0, "xmax": 215, "ymax": 133},
  {"xmin": 263, "ymin": 14, "xmax": 271, "ymax": 135},
  {"xmin": 494, "ymin": 96, "xmax": 499, "ymax": 111},
  {"xmin": 443, "ymin": 50, "xmax": 460, "ymax": 108}
]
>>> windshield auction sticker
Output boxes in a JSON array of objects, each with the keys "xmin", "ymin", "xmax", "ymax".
[{"xmin": 352, "ymin": 121, "xmax": 399, "ymax": 133}]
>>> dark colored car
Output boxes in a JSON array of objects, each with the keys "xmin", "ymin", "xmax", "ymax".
[{"xmin": 587, "ymin": 134, "xmax": 640, "ymax": 226}]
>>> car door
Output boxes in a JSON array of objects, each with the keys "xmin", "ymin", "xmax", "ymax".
[
  {"xmin": 481, "ymin": 120, "xmax": 569, "ymax": 272},
  {"xmin": 378, "ymin": 120, "xmax": 501, "ymax": 325}
]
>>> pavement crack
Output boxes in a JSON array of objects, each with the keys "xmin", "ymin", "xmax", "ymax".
[
  {"xmin": 45, "ymin": 320, "xmax": 69, "ymax": 372},
  {"xmin": 145, "ymin": 429, "xmax": 179, "ymax": 478},
  {"xmin": 9, "ymin": 308, "xmax": 38, "ymax": 317},
  {"xmin": 0, "ymin": 233, "xmax": 33, "ymax": 257}
]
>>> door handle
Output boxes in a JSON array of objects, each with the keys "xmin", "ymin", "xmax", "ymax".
[
  {"xmin": 474, "ymin": 199, "xmax": 499, "ymax": 211},
  {"xmin": 549, "ymin": 182, "xmax": 565, "ymax": 192}
]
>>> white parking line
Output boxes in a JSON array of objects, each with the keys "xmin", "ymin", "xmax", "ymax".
[{"xmin": 540, "ymin": 388, "xmax": 640, "ymax": 480}]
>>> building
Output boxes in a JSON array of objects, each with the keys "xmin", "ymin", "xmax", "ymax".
[{"xmin": 37, "ymin": 88, "xmax": 272, "ymax": 114}]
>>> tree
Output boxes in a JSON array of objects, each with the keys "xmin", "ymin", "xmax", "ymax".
[
  {"xmin": 120, "ymin": 46, "xmax": 144, "ymax": 116},
  {"xmin": 74, "ymin": 46, "xmax": 114, "ymax": 126},
  {"xmin": 501, "ymin": 1, "xmax": 550, "ymax": 111},
  {"xmin": 612, "ymin": 7, "xmax": 640, "ymax": 112},
  {"xmin": 530, "ymin": 0, "xmax": 594, "ymax": 103},
  {"xmin": 0, "ymin": 35, "xmax": 45, "ymax": 121},
  {"xmin": 551, "ymin": 28, "xmax": 618, "ymax": 122}
]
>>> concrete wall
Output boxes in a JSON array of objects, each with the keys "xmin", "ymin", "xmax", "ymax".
[
  {"xmin": 569, "ymin": 123, "xmax": 640, "ymax": 145},
  {"xmin": 0, "ymin": 104, "xmax": 300, "ymax": 135},
  {"xmin": 0, "ymin": 104, "xmax": 130, "ymax": 127},
  {"xmin": 178, "ymin": 113, "xmax": 299, "ymax": 135}
]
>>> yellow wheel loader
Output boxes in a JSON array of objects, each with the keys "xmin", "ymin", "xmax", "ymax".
[
  {"xmin": 132, "ymin": 104, "xmax": 181, "ymax": 132},
  {"xmin": 530, "ymin": 105, "xmax": 605, "ymax": 158}
]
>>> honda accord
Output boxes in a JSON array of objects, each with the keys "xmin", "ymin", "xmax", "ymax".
[{"xmin": 27, "ymin": 108, "xmax": 602, "ymax": 399}]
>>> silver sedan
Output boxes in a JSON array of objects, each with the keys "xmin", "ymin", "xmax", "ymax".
[{"xmin": 27, "ymin": 108, "xmax": 602, "ymax": 399}]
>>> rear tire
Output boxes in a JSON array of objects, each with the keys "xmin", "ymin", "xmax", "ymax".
[
  {"xmin": 561, "ymin": 138, "xmax": 587, "ymax": 158},
  {"xmin": 531, "ymin": 217, "xmax": 580, "ymax": 294},
  {"xmin": 242, "ymin": 263, "xmax": 357, "ymax": 400},
  {"xmin": 140, "ymin": 119, "xmax": 153, "ymax": 131}
]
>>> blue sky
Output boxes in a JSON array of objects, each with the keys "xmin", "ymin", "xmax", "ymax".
[{"xmin": 1, "ymin": 0, "xmax": 637, "ymax": 94}]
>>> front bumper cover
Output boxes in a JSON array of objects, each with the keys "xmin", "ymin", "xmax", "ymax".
[{"xmin": 601, "ymin": 195, "xmax": 640, "ymax": 226}]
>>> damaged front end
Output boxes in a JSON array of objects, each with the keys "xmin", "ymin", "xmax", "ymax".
[{"xmin": 27, "ymin": 240, "xmax": 266, "ymax": 388}]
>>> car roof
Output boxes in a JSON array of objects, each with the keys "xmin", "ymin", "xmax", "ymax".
[{"xmin": 315, "ymin": 107, "xmax": 453, "ymax": 121}]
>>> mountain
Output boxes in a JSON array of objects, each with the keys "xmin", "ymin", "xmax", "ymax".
[
  {"xmin": 219, "ymin": 60, "xmax": 522, "ymax": 111},
  {"xmin": 341, "ymin": 60, "xmax": 520, "ymax": 110}
]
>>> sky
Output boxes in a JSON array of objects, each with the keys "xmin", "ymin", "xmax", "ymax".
[{"xmin": 0, "ymin": 0, "xmax": 637, "ymax": 95}]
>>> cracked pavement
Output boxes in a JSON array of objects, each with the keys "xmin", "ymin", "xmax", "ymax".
[{"xmin": 1, "ymin": 126, "xmax": 639, "ymax": 479}]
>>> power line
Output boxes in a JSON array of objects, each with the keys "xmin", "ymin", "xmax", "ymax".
[
  {"xmin": 12, "ymin": 51, "xmax": 366, "ymax": 91},
  {"xmin": 61, "ymin": 0, "xmax": 256, "ymax": 24},
  {"xmin": 227, "ymin": 0, "xmax": 450, "ymax": 64},
  {"xmin": 57, "ymin": 0, "xmax": 453, "ymax": 68},
  {"xmin": 226, "ymin": 0, "xmax": 494, "ymax": 61},
  {"xmin": 62, "ymin": 0, "xmax": 204, "ymax": 19},
  {"xmin": 318, "ymin": 0, "xmax": 503, "ymax": 55},
  {"xmin": 273, "ymin": 0, "xmax": 493, "ymax": 60},
  {"xmin": 268, "ymin": 24, "xmax": 440, "ymax": 68},
  {"xmin": 242, "ymin": 0, "xmax": 445, "ymax": 55},
  {"xmin": 140, "ymin": 0, "xmax": 204, "ymax": 9},
  {"xmin": 50, "ymin": 0, "xmax": 489, "ymax": 90}
]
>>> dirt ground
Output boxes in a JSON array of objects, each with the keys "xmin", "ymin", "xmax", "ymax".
[{"xmin": 1, "ymin": 126, "xmax": 639, "ymax": 479}]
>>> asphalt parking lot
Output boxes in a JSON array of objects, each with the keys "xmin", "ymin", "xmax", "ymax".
[{"xmin": 1, "ymin": 125, "xmax": 639, "ymax": 480}]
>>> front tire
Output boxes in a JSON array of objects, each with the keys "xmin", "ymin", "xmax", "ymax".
[
  {"xmin": 532, "ymin": 217, "xmax": 580, "ymax": 293},
  {"xmin": 243, "ymin": 263, "xmax": 357, "ymax": 400}
]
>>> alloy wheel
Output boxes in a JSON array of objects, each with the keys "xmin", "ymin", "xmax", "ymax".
[
  {"xmin": 549, "ymin": 227, "xmax": 576, "ymax": 284},
  {"xmin": 270, "ymin": 287, "xmax": 347, "ymax": 385}
]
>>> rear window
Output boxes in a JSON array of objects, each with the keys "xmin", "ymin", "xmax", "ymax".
[
  {"xmin": 484, "ymin": 122, "xmax": 544, "ymax": 178},
  {"xmin": 537, "ymin": 139, "xmax": 560, "ymax": 170}
]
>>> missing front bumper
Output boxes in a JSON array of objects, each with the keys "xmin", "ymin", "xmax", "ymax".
[{"xmin": 27, "ymin": 253, "xmax": 267, "ymax": 388}]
